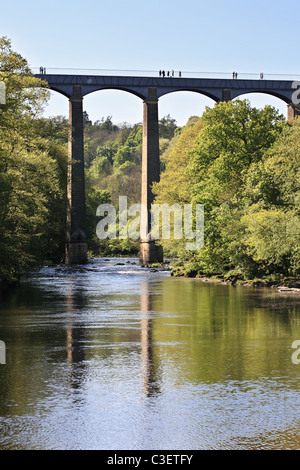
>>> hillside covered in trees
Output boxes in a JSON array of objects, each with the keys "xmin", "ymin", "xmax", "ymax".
[
  {"xmin": 154, "ymin": 101, "xmax": 300, "ymax": 285},
  {"xmin": 83, "ymin": 112, "xmax": 178, "ymax": 255}
]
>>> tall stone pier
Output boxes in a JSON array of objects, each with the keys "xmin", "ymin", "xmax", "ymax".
[
  {"xmin": 140, "ymin": 87, "xmax": 163, "ymax": 264},
  {"xmin": 65, "ymin": 85, "xmax": 88, "ymax": 264}
]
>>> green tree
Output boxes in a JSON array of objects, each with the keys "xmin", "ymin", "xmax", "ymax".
[
  {"xmin": 152, "ymin": 116, "xmax": 203, "ymax": 258},
  {"xmin": 154, "ymin": 116, "xmax": 202, "ymax": 205},
  {"xmin": 241, "ymin": 119, "xmax": 300, "ymax": 276},
  {"xmin": 85, "ymin": 186, "xmax": 111, "ymax": 246},
  {"xmin": 159, "ymin": 114, "xmax": 177, "ymax": 139},
  {"xmin": 188, "ymin": 100, "xmax": 285, "ymax": 209},
  {"xmin": 187, "ymin": 100, "xmax": 286, "ymax": 276},
  {"xmin": 154, "ymin": 100, "xmax": 288, "ymax": 277}
]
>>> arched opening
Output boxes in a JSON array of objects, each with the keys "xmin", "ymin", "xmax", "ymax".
[
  {"xmin": 83, "ymin": 89, "xmax": 142, "ymax": 126},
  {"xmin": 158, "ymin": 90, "xmax": 217, "ymax": 126},
  {"xmin": 233, "ymin": 93, "xmax": 288, "ymax": 118},
  {"xmin": 41, "ymin": 88, "xmax": 144, "ymax": 125}
]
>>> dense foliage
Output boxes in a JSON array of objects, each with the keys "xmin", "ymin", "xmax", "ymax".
[
  {"xmin": 154, "ymin": 100, "xmax": 300, "ymax": 281},
  {"xmin": 85, "ymin": 113, "xmax": 178, "ymax": 255}
]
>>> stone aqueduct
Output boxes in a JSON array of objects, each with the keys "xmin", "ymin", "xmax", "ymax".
[{"xmin": 35, "ymin": 73, "xmax": 300, "ymax": 264}]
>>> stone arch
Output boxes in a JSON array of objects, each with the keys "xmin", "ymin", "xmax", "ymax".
[
  {"xmin": 157, "ymin": 90, "xmax": 217, "ymax": 126},
  {"xmin": 157, "ymin": 87, "xmax": 220, "ymax": 103},
  {"xmin": 82, "ymin": 85, "xmax": 146, "ymax": 101},
  {"xmin": 232, "ymin": 90, "xmax": 291, "ymax": 105},
  {"xmin": 47, "ymin": 86, "xmax": 71, "ymax": 99},
  {"xmin": 43, "ymin": 88, "xmax": 69, "ymax": 117}
]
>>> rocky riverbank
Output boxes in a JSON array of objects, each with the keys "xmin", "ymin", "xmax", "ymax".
[{"xmin": 168, "ymin": 263, "xmax": 300, "ymax": 293}]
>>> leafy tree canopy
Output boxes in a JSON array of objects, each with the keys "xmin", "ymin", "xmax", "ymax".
[{"xmin": 0, "ymin": 37, "xmax": 68, "ymax": 285}]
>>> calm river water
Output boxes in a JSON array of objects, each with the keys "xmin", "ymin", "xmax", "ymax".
[{"xmin": 0, "ymin": 257, "xmax": 299, "ymax": 450}]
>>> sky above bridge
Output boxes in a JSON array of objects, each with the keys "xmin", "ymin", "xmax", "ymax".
[{"xmin": 1, "ymin": 0, "xmax": 298, "ymax": 125}]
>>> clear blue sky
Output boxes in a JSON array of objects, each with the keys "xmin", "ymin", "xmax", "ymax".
[{"xmin": 1, "ymin": 0, "xmax": 299, "ymax": 125}]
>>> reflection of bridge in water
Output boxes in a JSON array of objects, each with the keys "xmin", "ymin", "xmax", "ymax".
[
  {"xmin": 64, "ymin": 274, "xmax": 161, "ymax": 398},
  {"xmin": 140, "ymin": 281, "xmax": 161, "ymax": 397},
  {"xmin": 36, "ymin": 74, "xmax": 300, "ymax": 265}
]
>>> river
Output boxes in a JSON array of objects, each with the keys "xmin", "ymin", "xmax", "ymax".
[{"xmin": 0, "ymin": 257, "xmax": 299, "ymax": 450}]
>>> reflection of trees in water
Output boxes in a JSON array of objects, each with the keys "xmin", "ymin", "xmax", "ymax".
[
  {"xmin": 146, "ymin": 278, "xmax": 300, "ymax": 384},
  {"xmin": 63, "ymin": 275, "xmax": 300, "ymax": 394},
  {"xmin": 0, "ymin": 279, "xmax": 88, "ymax": 414}
]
